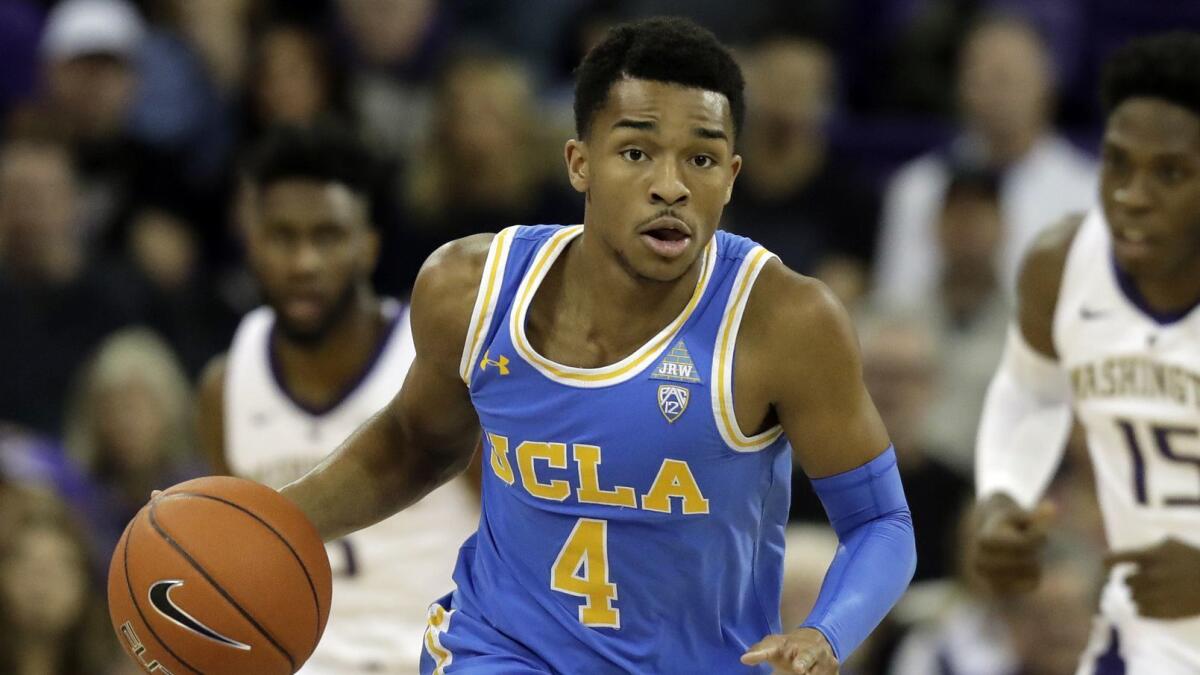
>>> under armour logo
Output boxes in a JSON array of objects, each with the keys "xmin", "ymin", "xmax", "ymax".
[{"xmin": 480, "ymin": 351, "xmax": 510, "ymax": 375}]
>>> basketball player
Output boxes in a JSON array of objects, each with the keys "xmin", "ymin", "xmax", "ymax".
[
  {"xmin": 280, "ymin": 18, "xmax": 916, "ymax": 674},
  {"xmin": 195, "ymin": 126, "xmax": 479, "ymax": 674},
  {"xmin": 972, "ymin": 33, "xmax": 1200, "ymax": 674}
]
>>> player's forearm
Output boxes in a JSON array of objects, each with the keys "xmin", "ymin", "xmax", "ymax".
[
  {"xmin": 280, "ymin": 408, "xmax": 468, "ymax": 541},
  {"xmin": 975, "ymin": 325, "xmax": 1073, "ymax": 509},
  {"xmin": 801, "ymin": 446, "xmax": 915, "ymax": 661}
]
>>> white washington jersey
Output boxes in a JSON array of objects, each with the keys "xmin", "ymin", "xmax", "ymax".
[
  {"xmin": 1054, "ymin": 210, "xmax": 1200, "ymax": 670},
  {"xmin": 225, "ymin": 300, "xmax": 479, "ymax": 674}
]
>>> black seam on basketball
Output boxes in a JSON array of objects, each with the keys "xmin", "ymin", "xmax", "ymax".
[
  {"xmin": 148, "ymin": 499, "xmax": 297, "ymax": 673},
  {"xmin": 161, "ymin": 491, "xmax": 324, "ymax": 647},
  {"xmin": 123, "ymin": 518, "xmax": 206, "ymax": 675}
]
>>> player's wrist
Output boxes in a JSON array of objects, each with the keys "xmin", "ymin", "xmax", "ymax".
[{"xmin": 977, "ymin": 491, "xmax": 1023, "ymax": 521}]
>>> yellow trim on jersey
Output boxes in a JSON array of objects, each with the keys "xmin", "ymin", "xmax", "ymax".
[
  {"xmin": 712, "ymin": 247, "xmax": 784, "ymax": 452},
  {"xmin": 509, "ymin": 225, "xmax": 718, "ymax": 387},
  {"xmin": 459, "ymin": 226, "xmax": 518, "ymax": 384},
  {"xmin": 423, "ymin": 604, "xmax": 454, "ymax": 675}
]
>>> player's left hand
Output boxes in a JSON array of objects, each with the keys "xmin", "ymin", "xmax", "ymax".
[
  {"xmin": 1105, "ymin": 537, "xmax": 1200, "ymax": 619},
  {"xmin": 741, "ymin": 627, "xmax": 838, "ymax": 674}
]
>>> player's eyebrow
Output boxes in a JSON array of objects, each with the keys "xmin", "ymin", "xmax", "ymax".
[
  {"xmin": 613, "ymin": 118, "xmax": 656, "ymax": 132},
  {"xmin": 694, "ymin": 127, "xmax": 728, "ymax": 142}
]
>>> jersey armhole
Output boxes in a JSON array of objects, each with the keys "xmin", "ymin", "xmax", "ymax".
[
  {"xmin": 710, "ymin": 246, "xmax": 786, "ymax": 453},
  {"xmin": 459, "ymin": 226, "xmax": 519, "ymax": 384}
]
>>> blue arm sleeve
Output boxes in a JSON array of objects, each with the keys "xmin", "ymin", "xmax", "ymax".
[{"xmin": 800, "ymin": 446, "xmax": 916, "ymax": 662}]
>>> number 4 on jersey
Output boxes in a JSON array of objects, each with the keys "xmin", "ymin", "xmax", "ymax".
[{"xmin": 551, "ymin": 518, "xmax": 620, "ymax": 628}]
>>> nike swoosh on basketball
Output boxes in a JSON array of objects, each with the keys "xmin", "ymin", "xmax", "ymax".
[{"xmin": 148, "ymin": 580, "xmax": 252, "ymax": 651}]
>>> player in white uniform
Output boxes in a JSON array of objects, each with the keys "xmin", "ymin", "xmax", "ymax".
[
  {"xmin": 196, "ymin": 126, "xmax": 479, "ymax": 674},
  {"xmin": 972, "ymin": 33, "xmax": 1200, "ymax": 674}
]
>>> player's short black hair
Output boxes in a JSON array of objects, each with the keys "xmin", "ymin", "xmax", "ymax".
[
  {"xmin": 1102, "ymin": 31, "xmax": 1200, "ymax": 119},
  {"xmin": 245, "ymin": 123, "xmax": 376, "ymax": 199},
  {"xmin": 573, "ymin": 16, "xmax": 745, "ymax": 140}
]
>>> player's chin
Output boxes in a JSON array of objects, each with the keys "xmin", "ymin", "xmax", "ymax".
[
  {"xmin": 629, "ymin": 255, "xmax": 697, "ymax": 283},
  {"xmin": 629, "ymin": 242, "xmax": 702, "ymax": 281},
  {"xmin": 276, "ymin": 315, "xmax": 331, "ymax": 344}
]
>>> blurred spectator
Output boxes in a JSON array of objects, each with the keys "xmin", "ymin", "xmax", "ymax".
[
  {"xmin": 726, "ymin": 36, "xmax": 879, "ymax": 305},
  {"xmin": 873, "ymin": 13, "xmax": 1096, "ymax": 307},
  {"xmin": 0, "ymin": 484, "xmax": 126, "ymax": 675},
  {"xmin": 0, "ymin": 424, "xmax": 105, "ymax": 531},
  {"xmin": 792, "ymin": 310, "xmax": 969, "ymax": 582},
  {"xmin": 248, "ymin": 23, "xmax": 347, "ymax": 133},
  {"xmin": 127, "ymin": 0, "xmax": 250, "ymax": 189},
  {"xmin": 63, "ymin": 328, "xmax": 205, "ymax": 556},
  {"xmin": 0, "ymin": 136, "xmax": 144, "ymax": 434},
  {"xmin": 126, "ymin": 200, "xmax": 241, "ymax": 377},
  {"xmin": 395, "ymin": 50, "xmax": 577, "ymax": 290},
  {"xmin": 0, "ymin": 1, "xmax": 44, "ymax": 121},
  {"xmin": 919, "ymin": 166, "xmax": 1010, "ymax": 472},
  {"xmin": 335, "ymin": 0, "xmax": 448, "ymax": 159},
  {"xmin": 157, "ymin": 0, "xmax": 255, "ymax": 97},
  {"xmin": 12, "ymin": 0, "xmax": 223, "ymax": 305}
]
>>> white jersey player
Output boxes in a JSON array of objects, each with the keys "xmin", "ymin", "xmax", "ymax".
[
  {"xmin": 197, "ymin": 126, "xmax": 478, "ymax": 674},
  {"xmin": 973, "ymin": 33, "xmax": 1200, "ymax": 675}
]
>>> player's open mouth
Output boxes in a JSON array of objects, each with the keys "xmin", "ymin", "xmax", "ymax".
[
  {"xmin": 1115, "ymin": 226, "xmax": 1149, "ymax": 244},
  {"xmin": 284, "ymin": 296, "xmax": 325, "ymax": 323},
  {"xmin": 639, "ymin": 218, "xmax": 692, "ymax": 258},
  {"xmin": 1113, "ymin": 226, "xmax": 1155, "ymax": 259}
]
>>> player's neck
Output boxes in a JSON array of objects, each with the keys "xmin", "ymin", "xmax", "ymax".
[
  {"xmin": 979, "ymin": 124, "xmax": 1043, "ymax": 166},
  {"xmin": 552, "ymin": 230, "xmax": 701, "ymax": 350},
  {"xmin": 1126, "ymin": 260, "xmax": 1200, "ymax": 318},
  {"xmin": 272, "ymin": 292, "xmax": 388, "ymax": 406}
]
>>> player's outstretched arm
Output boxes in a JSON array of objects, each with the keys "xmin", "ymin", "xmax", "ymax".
[
  {"xmin": 972, "ymin": 215, "xmax": 1081, "ymax": 594},
  {"xmin": 281, "ymin": 235, "xmax": 493, "ymax": 542},
  {"xmin": 740, "ymin": 262, "xmax": 914, "ymax": 673}
]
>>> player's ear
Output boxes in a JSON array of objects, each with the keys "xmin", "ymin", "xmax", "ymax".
[
  {"xmin": 724, "ymin": 153, "xmax": 742, "ymax": 205},
  {"xmin": 565, "ymin": 139, "xmax": 589, "ymax": 193}
]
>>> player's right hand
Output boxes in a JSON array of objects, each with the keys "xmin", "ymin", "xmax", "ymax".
[{"xmin": 970, "ymin": 494, "xmax": 1056, "ymax": 594}]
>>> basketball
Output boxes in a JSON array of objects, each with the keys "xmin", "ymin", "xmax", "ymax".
[{"xmin": 107, "ymin": 476, "xmax": 333, "ymax": 675}]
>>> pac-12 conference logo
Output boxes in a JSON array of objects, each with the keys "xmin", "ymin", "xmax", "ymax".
[{"xmin": 658, "ymin": 384, "xmax": 689, "ymax": 423}]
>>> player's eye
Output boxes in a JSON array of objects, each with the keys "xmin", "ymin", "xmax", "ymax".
[
  {"xmin": 266, "ymin": 228, "xmax": 295, "ymax": 245},
  {"xmin": 691, "ymin": 155, "xmax": 716, "ymax": 169},
  {"xmin": 1156, "ymin": 163, "xmax": 1188, "ymax": 185},
  {"xmin": 619, "ymin": 149, "xmax": 647, "ymax": 162},
  {"xmin": 1103, "ymin": 149, "xmax": 1129, "ymax": 175}
]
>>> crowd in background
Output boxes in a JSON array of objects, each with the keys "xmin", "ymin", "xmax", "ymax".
[{"xmin": 1, "ymin": 0, "xmax": 1197, "ymax": 673}]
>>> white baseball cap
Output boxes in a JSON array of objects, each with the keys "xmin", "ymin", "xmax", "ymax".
[{"xmin": 40, "ymin": 0, "xmax": 146, "ymax": 61}]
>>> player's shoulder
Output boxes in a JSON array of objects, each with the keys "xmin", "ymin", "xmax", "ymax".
[
  {"xmin": 744, "ymin": 260, "xmax": 857, "ymax": 367},
  {"xmin": 409, "ymin": 232, "xmax": 498, "ymax": 353},
  {"xmin": 198, "ymin": 352, "xmax": 229, "ymax": 406},
  {"xmin": 1017, "ymin": 212, "xmax": 1087, "ymax": 305}
]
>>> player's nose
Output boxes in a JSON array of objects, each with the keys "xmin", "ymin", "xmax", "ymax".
[
  {"xmin": 289, "ymin": 240, "xmax": 324, "ymax": 276},
  {"xmin": 1112, "ymin": 172, "xmax": 1154, "ymax": 212},
  {"xmin": 649, "ymin": 161, "xmax": 690, "ymax": 206}
]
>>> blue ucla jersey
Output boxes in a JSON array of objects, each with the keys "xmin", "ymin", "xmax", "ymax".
[{"xmin": 424, "ymin": 225, "xmax": 792, "ymax": 674}]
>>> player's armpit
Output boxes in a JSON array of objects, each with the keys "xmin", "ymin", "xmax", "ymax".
[
  {"xmin": 281, "ymin": 234, "xmax": 494, "ymax": 541},
  {"xmin": 195, "ymin": 353, "xmax": 230, "ymax": 475}
]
